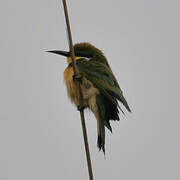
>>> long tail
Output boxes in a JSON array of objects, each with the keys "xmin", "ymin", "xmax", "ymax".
[
  {"xmin": 96, "ymin": 95, "xmax": 106, "ymax": 153},
  {"xmin": 96, "ymin": 94, "xmax": 120, "ymax": 153}
]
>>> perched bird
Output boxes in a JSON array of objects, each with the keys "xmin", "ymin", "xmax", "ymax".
[{"xmin": 47, "ymin": 42, "xmax": 131, "ymax": 153}]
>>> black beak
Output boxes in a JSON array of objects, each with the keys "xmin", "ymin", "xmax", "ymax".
[{"xmin": 46, "ymin": 50, "xmax": 70, "ymax": 57}]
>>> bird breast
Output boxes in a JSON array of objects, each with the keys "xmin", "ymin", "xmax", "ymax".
[{"xmin": 63, "ymin": 66, "xmax": 99, "ymax": 107}]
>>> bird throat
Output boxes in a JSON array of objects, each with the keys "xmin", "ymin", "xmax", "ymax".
[{"xmin": 67, "ymin": 57, "xmax": 82, "ymax": 65}]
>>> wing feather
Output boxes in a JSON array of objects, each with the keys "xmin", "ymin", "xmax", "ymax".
[{"xmin": 77, "ymin": 59, "xmax": 131, "ymax": 112}]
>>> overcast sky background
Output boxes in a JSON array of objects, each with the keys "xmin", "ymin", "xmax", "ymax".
[{"xmin": 1, "ymin": 0, "xmax": 180, "ymax": 179}]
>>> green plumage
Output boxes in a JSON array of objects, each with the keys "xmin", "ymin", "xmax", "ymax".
[{"xmin": 74, "ymin": 43, "xmax": 131, "ymax": 152}]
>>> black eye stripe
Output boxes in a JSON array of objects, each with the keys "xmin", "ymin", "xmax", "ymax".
[{"xmin": 75, "ymin": 52, "xmax": 93, "ymax": 58}]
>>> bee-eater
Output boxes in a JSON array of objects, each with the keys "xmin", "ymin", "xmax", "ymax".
[{"xmin": 47, "ymin": 42, "xmax": 131, "ymax": 153}]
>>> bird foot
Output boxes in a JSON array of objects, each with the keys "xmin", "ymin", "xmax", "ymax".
[
  {"xmin": 73, "ymin": 74, "xmax": 82, "ymax": 82},
  {"xmin": 77, "ymin": 106, "xmax": 85, "ymax": 111}
]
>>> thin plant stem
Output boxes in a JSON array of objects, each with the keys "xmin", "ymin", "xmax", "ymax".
[{"xmin": 62, "ymin": 1, "xmax": 94, "ymax": 179}]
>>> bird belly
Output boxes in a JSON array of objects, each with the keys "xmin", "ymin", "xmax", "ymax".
[
  {"xmin": 63, "ymin": 66, "xmax": 99, "ymax": 107},
  {"xmin": 64, "ymin": 66, "xmax": 102, "ymax": 140}
]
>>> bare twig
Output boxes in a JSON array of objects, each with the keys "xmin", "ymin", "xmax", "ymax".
[{"xmin": 62, "ymin": 1, "xmax": 94, "ymax": 180}]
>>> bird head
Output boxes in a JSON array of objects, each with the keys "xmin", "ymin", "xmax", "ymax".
[{"xmin": 47, "ymin": 42, "xmax": 108, "ymax": 65}]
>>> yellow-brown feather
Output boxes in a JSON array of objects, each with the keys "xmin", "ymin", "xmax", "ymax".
[{"xmin": 63, "ymin": 65, "xmax": 101, "ymax": 134}]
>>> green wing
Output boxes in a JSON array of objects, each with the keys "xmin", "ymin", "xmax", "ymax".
[{"xmin": 77, "ymin": 59, "xmax": 131, "ymax": 112}]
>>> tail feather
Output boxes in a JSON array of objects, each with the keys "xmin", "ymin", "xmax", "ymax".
[
  {"xmin": 96, "ymin": 94, "xmax": 121, "ymax": 153},
  {"xmin": 97, "ymin": 135, "xmax": 105, "ymax": 153},
  {"xmin": 96, "ymin": 95, "xmax": 106, "ymax": 153}
]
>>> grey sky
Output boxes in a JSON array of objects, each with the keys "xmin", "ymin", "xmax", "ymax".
[{"xmin": 1, "ymin": 0, "xmax": 180, "ymax": 179}]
